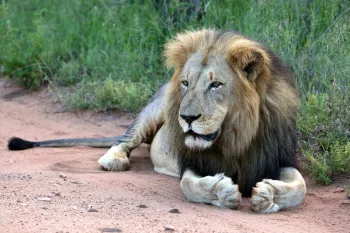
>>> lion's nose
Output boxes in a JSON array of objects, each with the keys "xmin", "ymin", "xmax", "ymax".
[{"xmin": 180, "ymin": 114, "xmax": 202, "ymax": 124}]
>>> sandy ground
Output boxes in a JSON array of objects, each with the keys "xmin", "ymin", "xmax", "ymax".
[{"xmin": 0, "ymin": 77, "xmax": 349, "ymax": 233}]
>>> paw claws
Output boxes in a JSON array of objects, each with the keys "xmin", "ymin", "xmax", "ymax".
[
  {"xmin": 214, "ymin": 173, "xmax": 225, "ymax": 180},
  {"xmin": 215, "ymin": 179, "xmax": 241, "ymax": 210},
  {"xmin": 251, "ymin": 182, "xmax": 279, "ymax": 214}
]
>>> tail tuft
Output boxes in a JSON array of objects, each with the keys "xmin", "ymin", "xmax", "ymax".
[{"xmin": 8, "ymin": 137, "xmax": 35, "ymax": 150}]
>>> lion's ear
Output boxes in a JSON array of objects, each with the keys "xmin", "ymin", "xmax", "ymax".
[{"xmin": 228, "ymin": 46, "xmax": 270, "ymax": 82}]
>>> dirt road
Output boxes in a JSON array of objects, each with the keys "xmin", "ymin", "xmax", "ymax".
[{"xmin": 0, "ymin": 78, "xmax": 349, "ymax": 233}]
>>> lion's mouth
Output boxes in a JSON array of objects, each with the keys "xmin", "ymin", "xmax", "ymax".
[{"xmin": 186, "ymin": 130, "xmax": 219, "ymax": 141}]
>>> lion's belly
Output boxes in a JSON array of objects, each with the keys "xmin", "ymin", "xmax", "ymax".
[{"xmin": 150, "ymin": 125, "xmax": 180, "ymax": 177}]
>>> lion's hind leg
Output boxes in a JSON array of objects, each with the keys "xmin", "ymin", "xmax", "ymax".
[
  {"xmin": 250, "ymin": 167, "xmax": 306, "ymax": 214},
  {"xmin": 98, "ymin": 84, "xmax": 169, "ymax": 171}
]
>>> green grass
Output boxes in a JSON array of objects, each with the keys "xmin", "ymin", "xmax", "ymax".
[
  {"xmin": 298, "ymin": 89, "xmax": 350, "ymax": 184},
  {"xmin": 0, "ymin": 0, "xmax": 349, "ymax": 183}
]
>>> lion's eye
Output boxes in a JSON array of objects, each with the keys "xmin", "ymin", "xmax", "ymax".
[
  {"xmin": 181, "ymin": 80, "xmax": 189, "ymax": 88},
  {"xmin": 210, "ymin": 81, "xmax": 223, "ymax": 89}
]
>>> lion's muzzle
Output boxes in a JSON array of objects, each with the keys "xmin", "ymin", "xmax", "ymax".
[{"xmin": 178, "ymin": 112, "xmax": 221, "ymax": 150}]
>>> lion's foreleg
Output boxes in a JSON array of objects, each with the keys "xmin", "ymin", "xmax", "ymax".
[
  {"xmin": 180, "ymin": 170, "xmax": 242, "ymax": 209},
  {"xmin": 150, "ymin": 125, "xmax": 180, "ymax": 177},
  {"xmin": 98, "ymin": 84, "xmax": 169, "ymax": 171},
  {"xmin": 250, "ymin": 167, "xmax": 306, "ymax": 214}
]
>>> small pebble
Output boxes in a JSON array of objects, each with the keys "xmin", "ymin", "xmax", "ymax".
[
  {"xmin": 100, "ymin": 228, "xmax": 122, "ymax": 232},
  {"xmin": 164, "ymin": 225, "xmax": 175, "ymax": 231},
  {"xmin": 42, "ymin": 207, "xmax": 48, "ymax": 210},
  {"xmin": 71, "ymin": 181, "xmax": 83, "ymax": 185},
  {"xmin": 88, "ymin": 209, "xmax": 99, "ymax": 212},
  {"xmin": 137, "ymin": 204, "xmax": 148, "ymax": 208},
  {"xmin": 333, "ymin": 188, "xmax": 344, "ymax": 193},
  {"xmin": 169, "ymin": 208, "xmax": 180, "ymax": 214},
  {"xmin": 37, "ymin": 197, "xmax": 51, "ymax": 202},
  {"xmin": 59, "ymin": 173, "xmax": 67, "ymax": 179}
]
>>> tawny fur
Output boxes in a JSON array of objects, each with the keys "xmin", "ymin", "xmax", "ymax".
[{"xmin": 164, "ymin": 29, "xmax": 299, "ymax": 196}]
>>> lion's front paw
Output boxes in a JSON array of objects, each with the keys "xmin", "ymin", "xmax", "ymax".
[
  {"xmin": 213, "ymin": 175, "xmax": 242, "ymax": 209},
  {"xmin": 250, "ymin": 180, "xmax": 279, "ymax": 214},
  {"xmin": 200, "ymin": 174, "xmax": 242, "ymax": 209},
  {"xmin": 98, "ymin": 146, "xmax": 130, "ymax": 171}
]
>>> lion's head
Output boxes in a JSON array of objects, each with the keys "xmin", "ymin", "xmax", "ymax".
[{"xmin": 164, "ymin": 29, "xmax": 297, "ymax": 157}]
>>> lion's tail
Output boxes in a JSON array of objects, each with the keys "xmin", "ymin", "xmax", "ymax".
[{"xmin": 7, "ymin": 136, "xmax": 125, "ymax": 150}]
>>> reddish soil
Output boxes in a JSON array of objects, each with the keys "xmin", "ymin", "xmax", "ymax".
[{"xmin": 0, "ymin": 77, "xmax": 349, "ymax": 233}]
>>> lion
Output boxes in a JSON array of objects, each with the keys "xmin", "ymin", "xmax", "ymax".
[{"xmin": 8, "ymin": 29, "xmax": 306, "ymax": 213}]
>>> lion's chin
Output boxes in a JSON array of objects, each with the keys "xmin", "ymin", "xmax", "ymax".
[{"xmin": 184, "ymin": 136, "xmax": 213, "ymax": 150}]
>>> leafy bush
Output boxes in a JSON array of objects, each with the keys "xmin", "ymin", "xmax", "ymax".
[
  {"xmin": 298, "ymin": 88, "xmax": 350, "ymax": 183},
  {"xmin": 303, "ymin": 141, "xmax": 350, "ymax": 184}
]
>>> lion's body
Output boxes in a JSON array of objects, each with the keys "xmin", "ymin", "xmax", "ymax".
[
  {"xmin": 163, "ymin": 30, "xmax": 299, "ymax": 196},
  {"xmin": 9, "ymin": 29, "xmax": 306, "ymax": 213}
]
